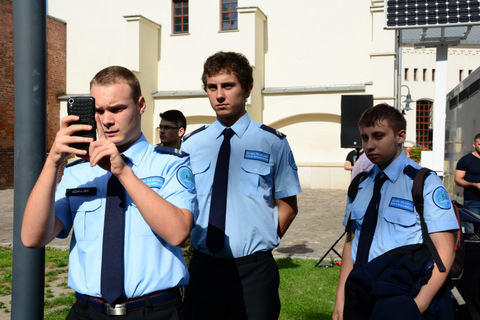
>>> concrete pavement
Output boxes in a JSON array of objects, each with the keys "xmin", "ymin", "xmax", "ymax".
[{"xmin": 0, "ymin": 187, "xmax": 348, "ymax": 262}]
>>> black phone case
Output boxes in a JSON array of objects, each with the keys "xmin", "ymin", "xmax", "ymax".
[{"xmin": 67, "ymin": 97, "xmax": 96, "ymax": 150}]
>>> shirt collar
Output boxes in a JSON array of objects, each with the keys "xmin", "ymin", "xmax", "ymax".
[
  {"xmin": 212, "ymin": 113, "xmax": 251, "ymax": 139},
  {"xmin": 121, "ymin": 134, "xmax": 149, "ymax": 168},
  {"xmin": 372, "ymin": 152, "xmax": 408, "ymax": 182}
]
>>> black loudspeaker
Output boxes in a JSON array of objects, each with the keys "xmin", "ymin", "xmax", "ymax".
[{"xmin": 341, "ymin": 95, "xmax": 373, "ymax": 148}]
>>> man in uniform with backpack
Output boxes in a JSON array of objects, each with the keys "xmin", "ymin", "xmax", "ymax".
[{"xmin": 333, "ymin": 103, "xmax": 460, "ymax": 320}]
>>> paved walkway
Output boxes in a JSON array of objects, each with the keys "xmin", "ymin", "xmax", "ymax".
[{"xmin": 0, "ymin": 188, "xmax": 348, "ymax": 262}]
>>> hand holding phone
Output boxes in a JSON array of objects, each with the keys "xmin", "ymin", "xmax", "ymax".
[{"xmin": 67, "ymin": 96, "xmax": 96, "ymax": 150}]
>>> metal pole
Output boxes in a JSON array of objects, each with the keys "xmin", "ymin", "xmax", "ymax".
[
  {"xmin": 396, "ymin": 29, "xmax": 403, "ymax": 111},
  {"xmin": 12, "ymin": 1, "xmax": 47, "ymax": 319},
  {"xmin": 431, "ymin": 43, "xmax": 448, "ymax": 175}
]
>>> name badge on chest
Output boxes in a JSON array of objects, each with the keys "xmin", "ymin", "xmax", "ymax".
[{"xmin": 66, "ymin": 187, "xmax": 97, "ymax": 197}]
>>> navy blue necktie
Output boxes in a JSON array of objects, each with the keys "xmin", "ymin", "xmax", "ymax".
[
  {"xmin": 101, "ymin": 174, "xmax": 126, "ymax": 305},
  {"xmin": 207, "ymin": 128, "xmax": 235, "ymax": 254},
  {"xmin": 355, "ymin": 172, "xmax": 388, "ymax": 268}
]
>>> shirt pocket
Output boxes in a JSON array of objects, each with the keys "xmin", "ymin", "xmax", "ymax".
[
  {"xmin": 128, "ymin": 200, "xmax": 156, "ymax": 237},
  {"xmin": 240, "ymin": 159, "xmax": 273, "ymax": 197},
  {"xmin": 383, "ymin": 207, "xmax": 417, "ymax": 246},
  {"xmin": 129, "ymin": 202, "xmax": 155, "ymax": 237},
  {"xmin": 69, "ymin": 197, "xmax": 103, "ymax": 241},
  {"xmin": 349, "ymin": 206, "xmax": 368, "ymax": 230},
  {"xmin": 190, "ymin": 160, "xmax": 211, "ymax": 196}
]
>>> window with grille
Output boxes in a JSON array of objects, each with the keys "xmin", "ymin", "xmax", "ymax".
[
  {"xmin": 173, "ymin": 0, "xmax": 188, "ymax": 34},
  {"xmin": 416, "ymin": 100, "xmax": 433, "ymax": 149},
  {"xmin": 221, "ymin": 0, "xmax": 238, "ymax": 30}
]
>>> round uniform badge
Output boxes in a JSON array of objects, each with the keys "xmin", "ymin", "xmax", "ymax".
[
  {"xmin": 177, "ymin": 166, "xmax": 195, "ymax": 190},
  {"xmin": 288, "ymin": 151, "xmax": 298, "ymax": 170},
  {"xmin": 432, "ymin": 187, "xmax": 451, "ymax": 209}
]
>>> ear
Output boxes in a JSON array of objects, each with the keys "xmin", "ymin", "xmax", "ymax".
[
  {"xmin": 244, "ymin": 85, "xmax": 253, "ymax": 99},
  {"xmin": 397, "ymin": 129, "xmax": 406, "ymax": 144},
  {"xmin": 178, "ymin": 127, "xmax": 185, "ymax": 138},
  {"xmin": 138, "ymin": 96, "xmax": 146, "ymax": 115}
]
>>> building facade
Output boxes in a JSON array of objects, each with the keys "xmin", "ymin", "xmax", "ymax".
[
  {"xmin": 0, "ymin": 0, "xmax": 66, "ymax": 190},
  {"xmin": 46, "ymin": 0, "xmax": 480, "ymax": 189}
]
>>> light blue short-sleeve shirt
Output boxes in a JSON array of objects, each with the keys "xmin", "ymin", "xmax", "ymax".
[
  {"xmin": 343, "ymin": 152, "xmax": 459, "ymax": 264},
  {"xmin": 181, "ymin": 113, "xmax": 302, "ymax": 258},
  {"xmin": 55, "ymin": 134, "xmax": 197, "ymax": 298}
]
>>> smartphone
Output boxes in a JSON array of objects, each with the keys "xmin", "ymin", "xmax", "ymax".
[{"xmin": 67, "ymin": 96, "xmax": 96, "ymax": 150}]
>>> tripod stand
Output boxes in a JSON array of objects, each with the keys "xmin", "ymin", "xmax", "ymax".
[{"xmin": 315, "ymin": 230, "xmax": 345, "ymax": 267}]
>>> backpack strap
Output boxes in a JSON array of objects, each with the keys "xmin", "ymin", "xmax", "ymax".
[
  {"xmin": 408, "ymin": 166, "xmax": 447, "ymax": 272},
  {"xmin": 348, "ymin": 171, "xmax": 369, "ymax": 201},
  {"xmin": 345, "ymin": 171, "xmax": 370, "ymax": 232}
]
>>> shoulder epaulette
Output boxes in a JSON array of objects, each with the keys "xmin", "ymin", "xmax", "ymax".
[
  {"xmin": 154, "ymin": 145, "xmax": 189, "ymax": 157},
  {"xmin": 182, "ymin": 125, "xmax": 207, "ymax": 142},
  {"xmin": 260, "ymin": 124, "xmax": 286, "ymax": 139},
  {"xmin": 403, "ymin": 165, "xmax": 419, "ymax": 180},
  {"xmin": 65, "ymin": 158, "xmax": 88, "ymax": 168}
]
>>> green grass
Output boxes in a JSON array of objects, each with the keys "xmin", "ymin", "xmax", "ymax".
[
  {"xmin": 278, "ymin": 259, "xmax": 339, "ymax": 320},
  {"xmin": 0, "ymin": 247, "xmax": 340, "ymax": 319}
]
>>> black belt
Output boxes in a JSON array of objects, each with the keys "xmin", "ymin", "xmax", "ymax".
[{"xmin": 75, "ymin": 288, "xmax": 178, "ymax": 316}]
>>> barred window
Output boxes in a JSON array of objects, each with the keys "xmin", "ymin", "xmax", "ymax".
[{"xmin": 416, "ymin": 100, "xmax": 433, "ymax": 149}]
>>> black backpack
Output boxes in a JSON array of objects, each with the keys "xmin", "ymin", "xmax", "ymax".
[{"xmin": 347, "ymin": 166, "xmax": 464, "ymax": 285}]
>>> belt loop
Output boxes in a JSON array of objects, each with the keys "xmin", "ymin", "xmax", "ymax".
[
  {"xmin": 80, "ymin": 296, "xmax": 89, "ymax": 310},
  {"xmin": 144, "ymin": 296, "xmax": 153, "ymax": 311}
]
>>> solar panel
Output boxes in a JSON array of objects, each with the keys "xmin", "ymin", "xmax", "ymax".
[{"xmin": 385, "ymin": 0, "xmax": 480, "ymax": 29}]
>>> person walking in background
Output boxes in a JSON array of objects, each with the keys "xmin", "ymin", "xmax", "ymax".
[
  {"xmin": 350, "ymin": 152, "xmax": 373, "ymax": 181},
  {"xmin": 21, "ymin": 66, "xmax": 196, "ymax": 319},
  {"xmin": 181, "ymin": 51, "xmax": 302, "ymax": 319},
  {"xmin": 333, "ymin": 104, "xmax": 459, "ymax": 320},
  {"xmin": 344, "ymin": 147, "xmax": 363, "ymax": 171},
  {"xmin": 455, "ymin": 133, "xmax": 480, "ymax": 234},
  {"xmin": 158, "ymin": 109, "xmax": 186, "ymax": 149}
]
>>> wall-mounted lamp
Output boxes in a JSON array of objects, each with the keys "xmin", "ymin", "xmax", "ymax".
[{"xmin": 401, "ymin": 85, "xmax": 415, "ymax": 114}]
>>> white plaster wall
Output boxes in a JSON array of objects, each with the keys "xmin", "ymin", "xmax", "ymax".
[
  {"xmin": 47, "ymin": 0, "xmax": 480, "ymax": 190},
  {"xmin": 401, "ymin": 47, "xmax": 480, "ymax": 146}
]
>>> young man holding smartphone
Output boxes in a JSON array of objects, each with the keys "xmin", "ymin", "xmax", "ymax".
[{"xmin": 22, "ymin": 66, "xmax": 196, "ymax": 319}]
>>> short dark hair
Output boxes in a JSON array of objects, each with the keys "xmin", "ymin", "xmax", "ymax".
[
  {"xmin": 358, "ymin": 103, "xmax": 406, "ymax": 134},
  {"xmin": 90, "ymin": 66, "xmax": 142, "ymax": 104},
  {"xmin": 474, "ymin": 133, "xmax": 480, "ymax": 141},
  {"xmin": 160, "ymin": 109, "xmax": 186, "ymax": 130},
  {"xmin": 201, "ymin": 51, "xmax": 253, "ymax": 92}
]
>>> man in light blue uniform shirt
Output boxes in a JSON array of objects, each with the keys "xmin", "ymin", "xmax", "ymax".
[
  {"xmin": 344, "ymin": 155, "xmax": 456, "ymax": 263},
  {"xmin": 333, "ymin": 104, "xmax": 459, "ymax": 320},
  {"xmin": 22, "ymin": 66, "xmax": 196, "ymax": 319},
  {"xmin": 181, "ymin": 51, "xmax": 301, "ymax": 319}
]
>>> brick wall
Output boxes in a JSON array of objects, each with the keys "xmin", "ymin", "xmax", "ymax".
[{"xmin": 0, "ymin": 0, "xmax": 66, "ymax": 189}]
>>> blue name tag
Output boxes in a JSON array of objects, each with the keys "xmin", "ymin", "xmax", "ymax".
[
  {"xmin": 389, "ymin": 197, "xmax": 415, "ymax": 212},
  {"xmin": 141, "ymin": 176, "xmax": 165, "ymax": 189},
  {"xmin": 244, "ymin": 150, "xmax": 270, "ymax": 163}
]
